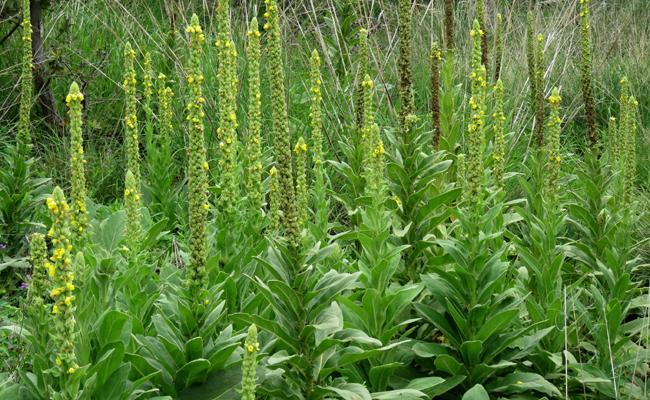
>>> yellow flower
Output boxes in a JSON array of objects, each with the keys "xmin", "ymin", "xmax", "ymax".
[
  {"xmin": 66, "ymin": 283, "xmax": 75, "ymax": 291},
  {"xmin": 50, "ymin": 287, "xmax": 62, "ymax": 297},
  {"xmin": 52, "ymin": 305, "xmax": 60, "ymax": 314},
  {"xmin": 67, "ymin": 367, "xmax": 76, "ymax": 374},
  {"xmin": 247, "ymin": 344, "xmax": 255, "ymax": 353},
  {"xmin": 56, "ymin": 358, "xmax": 62, "ymax": 366},
  {"xmin": 64, "ymin": 296, "xmax": 73, "ymax": 306}
]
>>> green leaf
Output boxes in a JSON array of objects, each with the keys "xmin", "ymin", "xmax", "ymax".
[
  {"xmin": 434, "ymin": 354, "xmax": 464, "ymax": 375},
  {"xmin": 176, "ymin": 359, "xmax": 211, "ymax": 390},
  {"xmin": 185, "ymin": 337, "xmax": 204, "ymax": 361},
  {"xmin": 371, "ymin": 389, "xmax": 427, "ymax": 399},
  {"xmin": 462, "ymin": 384, "xmax": 489, "ymax": 400},
  {"xmin": 486, "ymin": 371, "xmax": 561, "ymax": 396}
]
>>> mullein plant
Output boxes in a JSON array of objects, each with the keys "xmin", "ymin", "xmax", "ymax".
[
  {"xmin": 397, "ymin": 0, "xmax": 414, "ymax": 128},
  {"xmin": 494, "ymin": 13, "xmax": 503, "ymax": 81},
  {"xmin": 45, "ymin": 188, "xmax": 80, "ymax": 388},
  {"xmin": 491, "ymin": 79, "xmax": 506, "ymax": 188},
  {"xmin": 443, "ymin": 0, "xmax": 454, "ymax": 52},
  {"xmin": 309, "ymin": 49, "xmax": 329, "ymax": 240},
  {"xmin": 465, "ymin": 20, "xmax": 488, "ymax": 206},
  {"xmin": 544, "ymin": 88, "xmax": 562, "ymax": 206},
  {"xmin": 476, "ymin": 0, "xmax": 489, "ymax": 76},
  {"xmin": 25, "ymin": 232, "xmax": 51, "ymax": 372},
  {"xmin": 123, "ymin": 42, "xmax": 141, "ymax": 188},
  {"xmin": 123, "ymin": 170, "xmax": 142, "ymax": 253},
  {"xmin": 240, "ymin": 324, "xmax": 259, "ymax": 400},
  {"xmin": 431, "ymin": 41, "xmax": 441, "ymax": 148},
  {"xmin": 533, "ymin": 33, "xmax": 546, "ymax": 147},
  {"xmin": 18, "ymin": 0, "xmax": 33, "ymax": 150},
  {"xmin": 268, "ymin": 167, "xmax": 281, "ymax": 232},
  {"xmin": 245, "ymin": 18, "xmax": 263, "ymax": 215},
  {"xmin": 215, "ymin": 1, "xmax": 240, "ymax": 217},
  {"xmin": 66, "ymin": 82, "xmax": 88, "ymax": 246},
  {"xmin": 294, "ymin": 137, "xmax": 309, "ymax": 231},
  {"xmin": 146, "ymin": 72, "xmax": 178, "ymax": 228},
  {"xmin": 526, "ymin": 10, "xmax": 537, "ymax": 120},
  {"xmin": 264, "ymin": 0, "xmax": 300, "ymax": 246},
  {"xmin": 142, "ymin": 52, "xmax": 155, "ymax": 142},
  {"xmin": 622, "ymin": 96, "xmax": 638, "ymax": 203},
  {"xmin": 614, "ymin": 76, "xmax": 638, "ymax": 203},
  {"xmin": 579, "ymin": 0, "xmax": 598, "ymax": 148},
  {"xmin": 355, "ymin": 28, "xmax": 369, "ymax": 131},
  {"xmin": 185, "ymin": 15, "xmax": 209, "ymax": 297}
]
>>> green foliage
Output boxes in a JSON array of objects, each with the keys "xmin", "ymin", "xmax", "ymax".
[{"xmin": 2, "ymin": 3, "xmax": 649, "ymax": 400}]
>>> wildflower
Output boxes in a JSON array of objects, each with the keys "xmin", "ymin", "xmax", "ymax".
[
  {"xmin": 544, "ymin": 88, "xmax": 562, "ymax": 205},
  {"xmin": 397, "ymin": 0, "xmax": 414, "ymax": 129},
  {"xmin": 533, "ymin": 33, "xmax": 546, "ymax": 147},
  {"xmin": 265, "ymin": 0, "xmax": 300, "ymax": 246},
  {"xmin": 444, "ymin": 0, "xmax": 454, "ymax": 51},
  {"xmin": 465, "ymin": 20, "xmax": 488, "ymax": 205},
  {"xmin": 143, "ymin": 52, "xmax": 155, "ymax": 142},
  {"xmin": 186, "ymin": 14, "xmax": 210, "ymax": 298},
  {"xmin": 526, "ymin": 9, "xmax": 537, "ymax": 122},
  {"xmin": 124, "ymin": 170, "xmax": 142, "ymax": 253},
  {"xmin": 268, "ymin": 167, "xmax": 281, "ymax": 232},
  {"xmin": 294, "ymin": 137, "xmax": 309, "ymax": 230},
  {"xmin": 123, "ymin": 42, "xmax": 141, "ymax": 190},
  {"xmin": 18, "ymin": 0, "xmax": 33, "ymax": 150},
  {"xmin": 26, "ymin": 233, "xmax": 48, "ymax": 307},
  {"xmin": 494, "ymin": 13, "xmax": 503, "ymax": 80},
  {"xmin": 476, "ymin": 0, "xmax": 489, "ymax": 76},
  {"xmin": 45, "ymin": 188, "xmax": 78, "ymax": 374},
  {"xmin": 355, "ymin": 28, "xmax": 369, "ymax": 131},
  {"xmin": 66, "ymin": 82, "xmax": 89, "ymax": 246},
  {"xmin": 241, "ymin": 325, "xmax": 259, "ymax": 400},
  {"xmin": 431, "ymin": 41, "xmax": 441, "ymax": 148},
  {"xmin": 215, "ymin": 1, "xmax": 240, "ymax": 217},
  {"xmin": 492, "ymin": 79, "xmax": 506, "ymax": 187},
  {"xmin": 579, "ymin": 0, "xmax": 597, "ymax": 148}
]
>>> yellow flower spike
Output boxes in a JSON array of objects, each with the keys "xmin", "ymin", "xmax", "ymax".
[
  {"xmin": 18, "ymin": 0, "xmax": 33, "ymax": 149},
  {"xmin": 544, "ymin": 87, "xmax": 563, "ymax": 205},
  {"xmin": 124, "ymin": 169, "xmax": 142, "ymax": 253}
]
